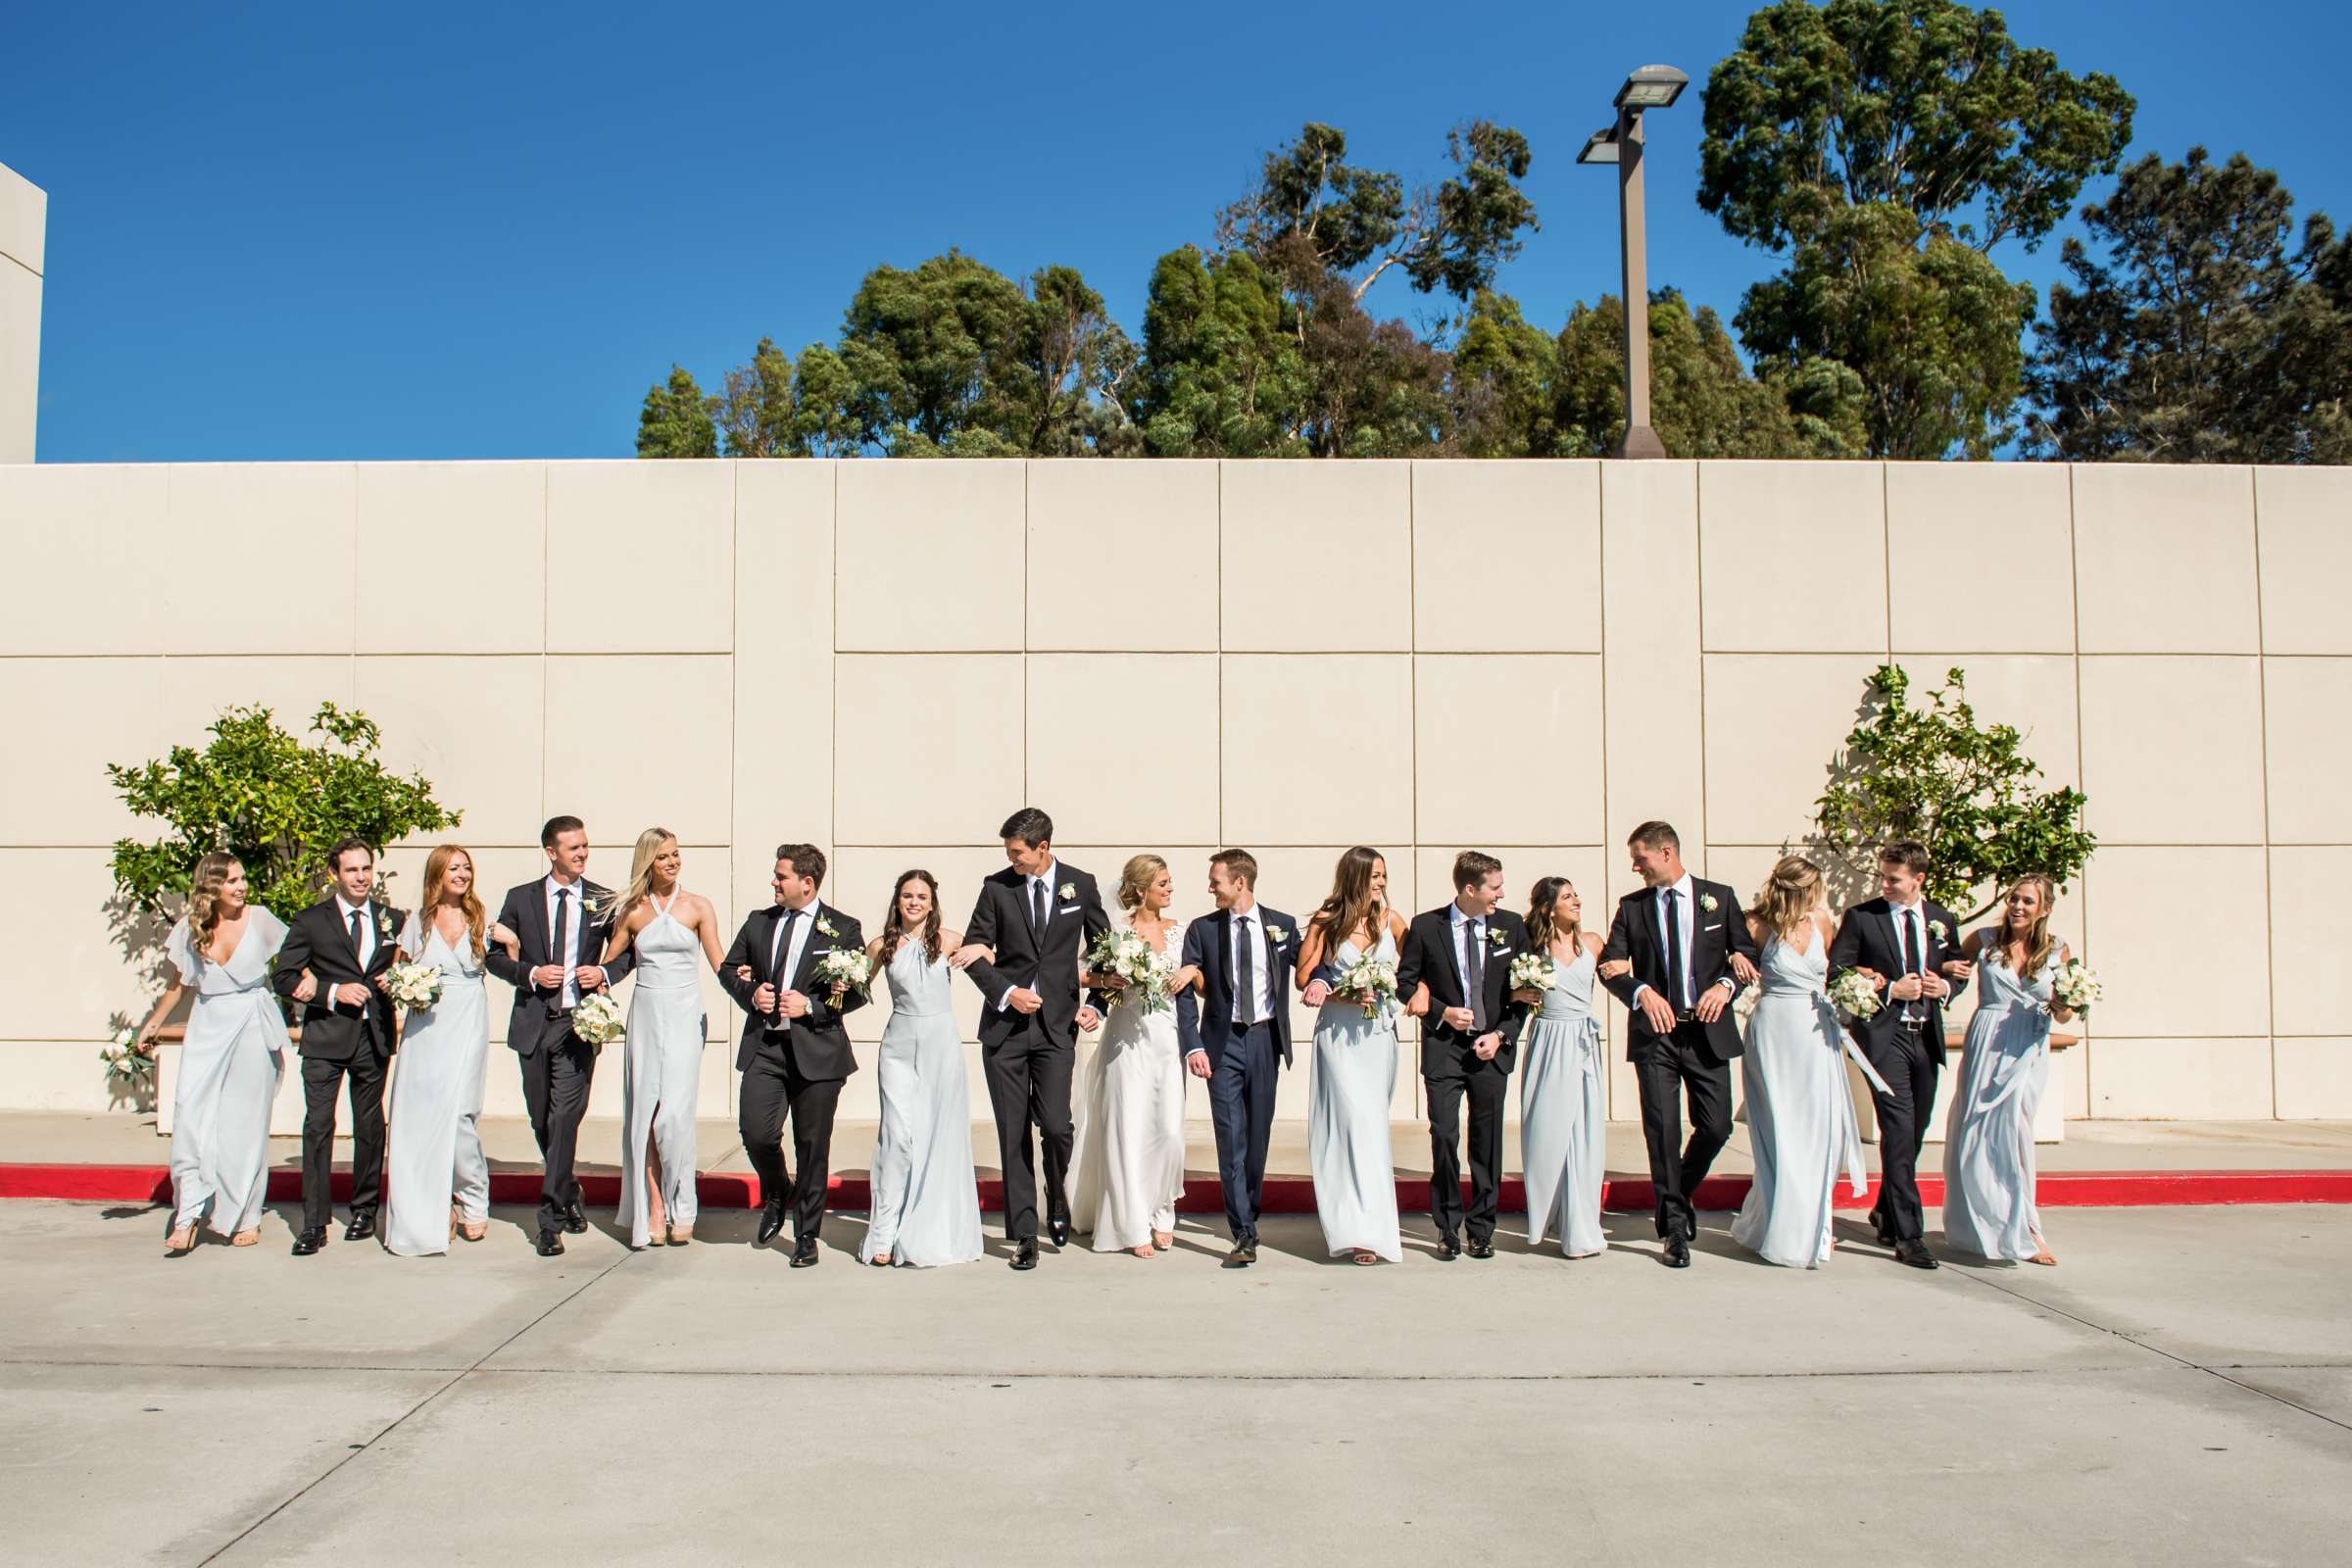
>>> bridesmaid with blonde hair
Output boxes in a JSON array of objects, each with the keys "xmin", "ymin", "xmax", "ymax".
[
  {"xmin": 600, "ymin": 829, "xmax": 727, "ymax": 1249},
  {"xmin": 134, "ymin": 853, "xmax": 289, "ymax": 1256}
]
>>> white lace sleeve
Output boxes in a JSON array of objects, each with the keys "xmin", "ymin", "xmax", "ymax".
[{"xmin": 165, "ymin": 918, "xmax": 202, "ymax": 984}]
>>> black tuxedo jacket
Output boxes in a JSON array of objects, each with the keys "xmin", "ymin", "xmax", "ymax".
[
  {"xmin": 1175, "ymin": 904, "xmax": 1299, "ymax": 1069},
  {"xmin": 1396, "ymin": 906, "xmax": 1532, "ymax": 1080},
  {"xmin": 718, "ymin": 901, "xmax": 866, "ymax": 1079},
  {"xmin": 485, "ymin": 878, "xmax": 637, "ymax": 1055},
  {"xmin": 1828, "ymin": 897, "xmax": 1972, "ymax": 1066},
  {"xmin": 959, "ymin": 864, "xmax": 1111, "ymax": 1051},
  {"xmin": 1599, "ymin": 878, "xmax": 1758, "ymax": 1062},
  {"xmin": 273, "ymin": 897, "xmax": 399, "ymax": 1062}
]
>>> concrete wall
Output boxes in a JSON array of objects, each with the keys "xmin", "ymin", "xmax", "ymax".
[
  {"xmin": 0, "ymin": 161, "xmax": 42, "ymax": 466},
  {"xmin": 2, "ymin": 457, "xmax": 2346, "ymax": 1128}
]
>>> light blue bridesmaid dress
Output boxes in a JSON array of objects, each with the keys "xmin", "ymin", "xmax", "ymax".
[
  {"xmin": 166, "ymin": 909, "xmax": 288, "ymax": 1238},
  {"xmin": 862, "ymin": 938, "xmax": 984, "ymax": 1267},
  {"xmin": 616, "ymin": 894, "xmax": 707, "ymax": 1249},
  {"xmin": 1730, "ymin": 930, "xmax": 1871, "ymax": 1269},
  {"xmin": 1308, "ymin": 929, "xmax": 1403, "ymax": 1261},
  {"xmin": 383, "ymin": 911, "xmax": 490, "ymax": 1256},
  {"xmin": 1942, "ymin": 942, "xmax": 2063, "ymax": 1261},
  {"xmin": 1518, "ymin": 943, "xmax": 1606, "ymax": 1256}
]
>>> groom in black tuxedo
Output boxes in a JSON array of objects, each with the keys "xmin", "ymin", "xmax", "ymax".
[
  {"xmin": 1396, "ymin": 851, "xmax": 1530, "ymax": 1260},
  {"xmin": 719, "ymin": 842, "xmax": 866, "ymax": 1267},
  {"xmin": 486, "ymin": 814, "xmax": 634, "ymax": 1256},
  {"xmin": 273, "ymin": 836, "xmax": 398, "ymax": 1255},
  {"xmin": 1828, "ymin": 839, "xmax": 1971, "ymax": 1270},
  {"xmin": 1599, "ymin": 820, "xmax": 1759, "ymax": 1267},
  {"xmin": 955, "ymin": 808, "xmax": 1109, "ymax": 1271},
  {"xmin": 1175, "ymin": 849, "xmax": 1298, "ymax": 1268}
]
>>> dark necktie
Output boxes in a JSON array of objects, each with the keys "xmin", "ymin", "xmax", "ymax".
[
  {"xmin": 348, "ymin": 906, "xmax": 366, "ymax": 958},
  {"xmin": 1236, "ymin": 915, "xmax": 1255, "ymax": 1026},
  {"xmin": 551, "ymin": 890, "xmax": 569, "ymax": 998},
  {"xmin": 773, "ymin": 907, "xmax": 799, "ymax": 1019},
  {"xmin": 1461, "ymin": 919, "xmax": 1489, "ymax": 1033},
  {"xmin": 1900, "ymin": 907, "xmax": 1922, "ymax": 1019},
  {"xmin": 1031, "ymin": 877, "xmax": 1049, "ymax": 939},
  {"xmin": 1661, "ymin": 889, "xmax": 1685, "ymax": 1012}
]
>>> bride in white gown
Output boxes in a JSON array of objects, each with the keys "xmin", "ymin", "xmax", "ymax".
[{"xmin": 1071, "ymin": 856, "xmax": 1200, "ymax": 1256}]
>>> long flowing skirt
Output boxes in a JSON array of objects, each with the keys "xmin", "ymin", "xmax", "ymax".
[
  {"xmin": 1071, "ymin": 1005, "xmax": 1188, "ymax": 1251},
  {"xmin": 1941, "ymin": 1010, "xmax": 2049, "ymax": 1261},
  {"xmin": 1308, "ymin": 1003, "xmax": 1402, "ymax": 1261},
  {"xmin": 383, "ymin": 977, "xmax": 490, "ymax": 1256},
  {"xmin": 617, "ymin": 984, "xmax": 706, "ymax": 1249},
  {"xmin": 1520, "ymin": 1013, "xmax": 1606, "ymax": 1255},
  {"xmin": 1731, "ymin": 994, "xmax": 1865, "ymax": 1269},
  {"xmin": 170, "ymin": 991, "xmax": 285, "ymax": 1237},
  {"xmin": 862, "ymin": 1010, "xmax": 984, "ymax": 1267}
]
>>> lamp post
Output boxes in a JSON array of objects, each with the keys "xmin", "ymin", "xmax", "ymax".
[{"xmin": 1578, "ymin": 64, "xmax": 1688, "ymax": 460}]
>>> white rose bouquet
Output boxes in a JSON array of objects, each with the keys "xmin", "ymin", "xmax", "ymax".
[
  {"xmin": 1086, "ymin": 927, "xmax": 1176, "ymax": 1014},
  {"xmin": 811, "ymin": 947, "xmax": 873, "ymax": 1004},
  {"xmin": 383, "ymin": 959, "xmax": 443, "ymax": 1010},
  {"xmin": 100, "ymin": 1025, "xmax": 153, "ymax": 1092},
  {"xmin": 1333, "ymin": 952, "xmax": 1399, "ymax": 1020},
  {"xmin": 2052, "ymin": 958, "xmax": 2101, "ymax": 1018},
  {"xmin": 572, "ymin": 992, "xmax": 626, "ymax": 1045},
  {"xmin": 1828, "ymin": 969, "xmax": 1883, "ymax": 1022},
  {"xmin": 1506, "ymin": 951, "xmax": 1557, "ymax": 996}
]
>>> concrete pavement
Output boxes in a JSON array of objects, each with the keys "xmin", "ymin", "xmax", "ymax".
[{"xmin": 2, "ymin": 1200, "xmax": 2347, "ymax": 1565}]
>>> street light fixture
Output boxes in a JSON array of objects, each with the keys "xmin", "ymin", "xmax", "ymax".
[{"xmin": 1580, "ymin": 64, "xmax": 1690, "ymax": 459}]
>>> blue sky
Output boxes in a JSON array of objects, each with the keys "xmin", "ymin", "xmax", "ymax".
[{"xmin": 6, "ymin": 1, "xmax": 2348, "ymax": 463}]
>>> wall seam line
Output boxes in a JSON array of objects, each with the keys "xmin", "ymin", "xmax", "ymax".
[
  {"xmin": 2066, "ymin": 464, "xmax": 2089, "ymax": 1115},
  {"xmin": 2250, "ymin": 467, "xmax": 2278, "ymax": 1115}
]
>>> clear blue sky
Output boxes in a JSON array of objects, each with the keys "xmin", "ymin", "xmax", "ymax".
[{"xmin": 6, "ymin": 1, "xmax": 2348, "ymax": 463}]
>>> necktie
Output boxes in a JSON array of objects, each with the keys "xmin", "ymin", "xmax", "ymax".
[
  {"xmin": 1236, "ymin": 915, "xmax": 1255, "ymax": 1026},
  {"xmin": 1031, "ymin": 877, "xmax": 1049, "ymax": 938},
  {"xmin": 1461, "ymin": 919, "xmax": 1489, "ymax": 1033},
  {"xmin": 551, "ymin": 889, "xmax": 570, "ymax": 1003},
  {"xmin": 1900, "ymin": 907, "xmax": 1923, "ymax": 1019},
  {"xmin": 348, "ymin": 906, "xmax": 366, "ymax": 957},
  {"xmin": 1661, "ymin": 889, "xmax": 1685, "ymax": 1012},
  {"xmin": 774, "ymin": 907, "xmax": 799, "ymax": 1010}
]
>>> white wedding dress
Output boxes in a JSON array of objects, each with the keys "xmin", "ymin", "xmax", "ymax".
[{"xmin": 1070, "ymin": 920, "xmax": 1189, "ymax": 1251}]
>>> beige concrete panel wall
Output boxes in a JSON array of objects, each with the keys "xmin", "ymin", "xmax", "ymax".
[
  {"xmin": 165, "ymin": 465, "xmax": 359, "ymax": 655},
  {"xmin": 2261, "ymin": 659, "xmax": 2352, "ymax": 844},
  {"xmin": 1886, "ymin": 462, "xmax": 2075, "ymax": 652},
  {"xmin": 356, "ymin": 464, "xmax": 546, "ymax": 654},
  {"xmin": 2078, "ymin": 657, "xmax": 2265, "ymax": 844},
  {"xmin": 1410, "ymin": 461, "xmax": 1601, "ymax": 652},
  {"xmin": 733, "ymin": 461, "xmax": 834, "ymax": 916},
  {"xmin": 1599, "ymin": 462, "xmax": 1703, "ymax": 847},
  {"xmin": 1699, "ymin": 461, "xmax": 1886, "ymax": 653},
  {"xmin": 0, "ymin": 466, "xmax": 168, "ymax": 655},
  {"xmin": 1412, "ymin": 655, "xmax": 1603, "ymax": 846},
  {"xmin": 1221, "ymin": 654, "xmax": 1412, "ymax": 845},
  {"xmin": 0, "ymin": 659, "xmax": 166, "ymax": 847},
  {"xmin": 2091, "ymin": 1039, "xmax": 2274, "ymax": 1120},
  {"xmin": 2254, "ymin": 466, "xmax": 2352, "ymax": 655},
  {"xmin": 547, "ymin": 462, "xmax": 733, "ymax": 653},
  {"xmin": 2073, "ymin": 465, "xmax": 2259, "ymax": 654},
  {"xmin": 1026, "ymin": 460, "xmax": 1217, "ymax": 651},
  {"xmin": 2276, "ymin": 1040, "xmax": 2352, "ymax": 1119},
  {"xmin": 543, "ymin": 655, "xmax": 732, "ymax": 844},
  {"xmin": 2268, "ymin": 848, "xmax": 2350, "ymax": 1040},
  {"xmin": 1027, "ymin": 655, "xmax": 1219, "ymax": 846},
  {"xmin": 1701, "ymin": 654, "xmax": 1886, "ymax": 847},
  {"xmin": 2, "ymin": 849, "xmax": 139, "ymax": 1041},
  {"xmin": 835, "ymin": 654, "xmax": 1022, "ymax": 845},
  {"xmin": 2086, "ymin": 846, "xmax": 2269, "ymax": 1041},
  {"xmin": 353, "ymin": 656, "xmax": 543, "ymax": 849},
  {"xmin": 835, "ymin": 460, "xmax": 1024, "ymax": 652},
  {"xmin": 1220, "ymin": 460, "xmax": 1410, "ymax": 651},
  {"xmin": 0, "ymin": 260, "xmax": 36, "ymax": 466}
]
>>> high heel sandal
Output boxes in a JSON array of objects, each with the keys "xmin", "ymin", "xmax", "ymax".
[
  {"xmin": 165, "ymin": 1223, "xmax": 197, "ymax": 1256},
  {"xmin": 230, "ymin": 1229, "xmax": 259, "ymax": 1248},
  {"xmin": 1152, "ymin": 1230, "xmax": 1173, "ymax": 1251},
  {"xmin": 666, "ymin": 1223, "xmax": 691, "ymax": 1245}
]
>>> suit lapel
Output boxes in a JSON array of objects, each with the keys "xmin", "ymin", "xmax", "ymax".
[
  {"xmin": 1639, "ymin": 890, "xmax": 1665, "ymax": 984},
  {"xmin": 1212, "ymin": 906, "xmax": 1232, "ymax": 1004}
]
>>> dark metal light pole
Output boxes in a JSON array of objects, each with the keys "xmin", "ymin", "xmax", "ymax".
[{"xmin": 1578, "ymin": 65, "xmax": 1689, "ymax": 460}]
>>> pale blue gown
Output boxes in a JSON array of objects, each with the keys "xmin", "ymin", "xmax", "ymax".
[
  {"xmin": 383, "ymin": 911, "xmax": 491, "ymax": 1256},
  {"xmin": 1942, "ymin": 943, "xmax": 2062, "ymax": 1262},
  {"xmin": 1730, "ymin": 930, "xmax": 1872, "ymax": 1269},
  {"xmin": 165, "ymin": 909, "xmax": 288, "ymax": 1238},
  {"xmin": 1073, "ymin": 921, "xmax": 1189, "ymax": 1251},
  {"xmin": 616, "ymin": 895, "xmax": 707, "ymax": 1249},
  {"xmin": 1308, "ymin": 929, "xmax": 1402, "ymax": 1261},
  {"xmin": 861, "ymin": 939, "xmax": 984, "ymax": 1267},
  {"xmin": 1518, "ymin": 944, "xmax": 1606, "ymax": 1256}
]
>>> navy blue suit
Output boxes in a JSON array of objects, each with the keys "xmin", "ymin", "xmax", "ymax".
[{"xmin": 1175, "ymin": 904, "xmax": 1298, "ymax": 1244}]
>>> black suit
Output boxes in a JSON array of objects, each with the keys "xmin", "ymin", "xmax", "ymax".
[
  {"xmin": 1599, "ymin": 877, "xmax": 1760, "ymax": 1240},
  {"xmin": 1829, "ymin": 897, "xmax": 1970, "ymax": 1243},
  {"xmin": 1395, "ymin": 906, "xmax": 1531, "ymax": 1246},
  {"xmin": 718, "ymin": 900, "xmax": 867, "ymax": 1243},
  {"xmin": 958, "ymin": 862, "xmax": 1111, "ymax": 1243},
  {"xmin": 1175, "ymin": 903, "xmax": 1298, "ymax": 1244},
  {"xmin": 273, "ymin": 897, "xmax": 399, "ymax": 1231},
  {"xmin": 486, "ymin": 876, "xmax": 636, "ymax": 1234}
]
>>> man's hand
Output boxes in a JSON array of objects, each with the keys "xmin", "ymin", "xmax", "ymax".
[
  {"xmin": 1075, "ymin": 1004, "xmax": 1102, "ymax": 1034},
  {"xmin": 950, "ymin": 943, "xmax": 990, "ymax": 971},
  {"xmin": 1186, "ymin": 1050, "xmax": 1212, "ymax": 1080},
  {"xmin": 1888, "ymin": 974, "xmax": 1926, "ymax": 1003},
  {"xmin": 292, "ymin": 969, "xmax": 318, "ymax": 1004},
  {"xmin": 1695, "ymin": 983, "xmax": 1731, "ymax": 1024},
  {"xmin": 1301, "ymin": 979, "xmax": 1332, "ymax": 1008},
  {"xmin": 777, "ymin": 989, "xmax": 810, "ymax": 1020},
  {"xmin": 752, "ymin": 983, "xmax": 778, "ymax": 1014},
  {"xmin": 1919, "ymin": 972, "xmax": 1950, "ymax": 1001},
  {"xmin": 575, "ymin": 964, "xmax": 608, "ymax": 991},
  {"xmin": 1006, "ymin": 987, "xmax": 1044, "ymax": 1015},
  {"xmin": 1638, "ymin": 989, "xmax": 1677, "ymax": 1034},
  {"xmin": 1442, "ymin": 1004, "xmax": 1476, "ymax": 1033},
  {"xmin": 530, "ymin": 963, "xmax": 565, "ymax": 991},
  {"xmin": 332, "ymin": 981, "xmax": 371, "ymax": 1009},
  {"xmin": 1472, "ymin": 1031, "xmax": 1502, "ymax": 1061}
]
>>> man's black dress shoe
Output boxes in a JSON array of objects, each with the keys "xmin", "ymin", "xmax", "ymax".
[
  {"xmin": 1436, "ymin": 1233, "xmax": 1462, "ymax": 1260},
  {"xmin": 290, "ymin": 1227, "xmax": 325, "ymax": 1256},
  {"xmin": 534, "ymin": 1228, "xmax": 564, "ymax": 1257},
  {"xmin": 756, "ymin": 1200, "xmax": 788, "ymax": 1249},
  {"xmin": 1009, "ymin": 1238, "xmax": 1038, "ymax": 1271},
  {"xmin": 1893, "ymin": 1238, "xmax": 1940, "ymax": 1270},
  {"xmin": 1663, "ymin": 1232, "xmax": 1691, "ymax": 1268},
  {"xmin": 564, "ymin": 1200, "xmax": 589, "ymax": 1236},
  {"xmin": 343, "ymin": 1213, "xmax": 375, "ymax": 1243},
  {"xmin": 1048, "ymin": 1216, "xmax": 1070, "ymax": 1248},
  {"xmin": 1466, "ymin": 1236, "xmax": 1494, "ymax": 1260},
  {"xmin": 790, "ymin": 1238, "xmax": 819, "ymax": 1268},
  {"xmin": 1223, "ymin": 1239, "xmax": 1257, "ymax": 1268}
]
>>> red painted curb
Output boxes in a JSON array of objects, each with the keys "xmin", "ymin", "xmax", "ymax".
[{"xmin": 5, "ymin": 1162, "xmax": 2349, "ymax": 1210}]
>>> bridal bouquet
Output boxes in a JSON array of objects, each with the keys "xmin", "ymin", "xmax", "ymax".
[
  {"xmin": 1086, "ymin": 927, "xmax": 1176, "ymax": 1014},
  {"xmin": 382, "ymin": 959, "xmax": 443, "ymax": 1010},
  {"xmin": 571, "ymin": 992, "xmax": 626, "ymax": 1045},
  {"xmin": 2053, "ymin": 958, "xmax": 2102, "ymax": 1018},
  {"xmin": 1333, "ymin": 951, "xmax": 1398, "ymax": 1020},
  {"xmin": 1506, "ymin": 951, "xmax": 1556, "ymax": 996},
  {"xmin": 811, "ymin": 947, "xmax": 873, "ymax": 1004},
  {"xmin": 100, "ymin": 1026, "xmax": 153, "ymax": 1092},
  {"xmin": 1828, "ymin": 969, "xmax": 1883, "ymax": 1022}
]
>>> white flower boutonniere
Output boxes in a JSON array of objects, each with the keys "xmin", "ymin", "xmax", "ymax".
[
  {"xmin": 1932, "ymin": 918, "xmax": 1954, "ymax": 945},
  {"xmin": 1488, "ymin": 926, "xmax": 1512, "ymax": 949},
  {"xmin": 1265, "ymin": 924, "xmax": 1289, "ymax": 945},
  {"xmin": 814, "ymin": 914, "xmax": 840, "ymax": 940},
  {"xmin": 1699, "ymin": 893, "xmax": 1720, "ymax": 913},
  {"xmin": 1059, "ymin": 882, "xmax": 1076, "ymax": 902}
]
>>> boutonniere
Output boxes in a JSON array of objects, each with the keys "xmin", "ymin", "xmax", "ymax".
[
  {"xmin": 580, "ymin": 890, "xmax": 607, "ymax": 919},
  {"xmin": 1265, "ymin": 924, "xmax": 1289, "ymax": 945},
  {"xmin": 1699, "ymin": 893, "xmax": 1720, "ymax": 912},
  {"xmin": 1488, "ymin": 927, "xmax": 1512, "ymax": 949},
  {"xmin": 1058, "ymin": 882, "xmax": 1076, "ymax": 902},
  {"xmin": 814, "ymin": 913, "xmax": 840, "ymax": 940},
  {"xmin": 1932, "ymin": 919, "xmax": 1954, "ymax": 945}
]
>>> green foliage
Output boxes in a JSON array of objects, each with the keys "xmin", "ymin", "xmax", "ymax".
[
  {"xmin": 635, "ymin": 365, "xmax": 718, "ymax": 458},
  {"xmin": 1814, "ymin": 665, "xmax": 2094, "ymax": 920},
  {"xmin": 1129, "ymin": 246, "xmax": 1309, "ymax": 457},
  {"xmin": 2027, "ymin": 147, "xmax": 2352, "ymax": 463},
  {"xmin": 710, "ymin": 336, "xmax": 797, "ymax": 458},
  {"xmin": 107, "ymin": 704, "xmax": 462, "ymax": 930},
  {"xmin": 1737, "ymin": 202, "xmax": 2036, "ymax": 457},
  {"xmin": 1699, "ymin": 0, "xmax": 2133, "ymax": 253}
]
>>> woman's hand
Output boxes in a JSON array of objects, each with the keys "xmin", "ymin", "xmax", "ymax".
[
  {"xmin": 1301, "ymin": 979, "xmax": 1332, "ymax": 1008},
  {"xmin": 1729, "ymin": 953, "xmax": 1761, "ymax": 986},
  {"xmin": 487, "ymin": 921, "xmax": 521, "ymax": 958},
  {"xmin": 949, "ymin": 943, "xmax": 989, "ymax": 971},
  {"xmin": 1167, "ymin": 964, "xmax": 1202, "ymax": 995},
  {"xmin": 1509, "ymin": 986, "xmax": 1543, "ymax": 1007},
  {"xmin": 1596, "ymin": 957, "xmax": 1632, "ymax": 981},
  {"xmin": 1855, "ymin": 966, "xmax": 1886, "ymax": 992}
]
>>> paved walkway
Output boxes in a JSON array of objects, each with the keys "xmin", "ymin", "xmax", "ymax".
[{"xmin": 3, "ymin": 1200, "xmax": 2347, "ymax": 1565}]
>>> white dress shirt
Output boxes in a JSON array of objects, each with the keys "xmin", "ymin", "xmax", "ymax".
[
  {"xmin": 997, "ymin": 860, "xmax": 1060, "ymax": 1012},
  {"xmin": 1632, "ymin": 872, "xmax": 1727, "ymax": 1012},
  {"xmin": 769, "ymin": 901, "xmax": 818, "ymax": 1030},
  {"xmin": 1230, "ymin": 904, "xmax": 1272, "ymax": 1026},
  {"xmin": 543, "ymin": 873, "xmax": 585, "ymax": 1009},
  {"xmin": 332, "ymin": 894, "xmax": 376, "ymax": 1012},
  {"xmin": 1446, "ymin": 904, "xmax": 1489, "ymax": 1000},
  {"xmin": 1890, "ymin": 897, "xmax": 1929, "ymax": 1021}
]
